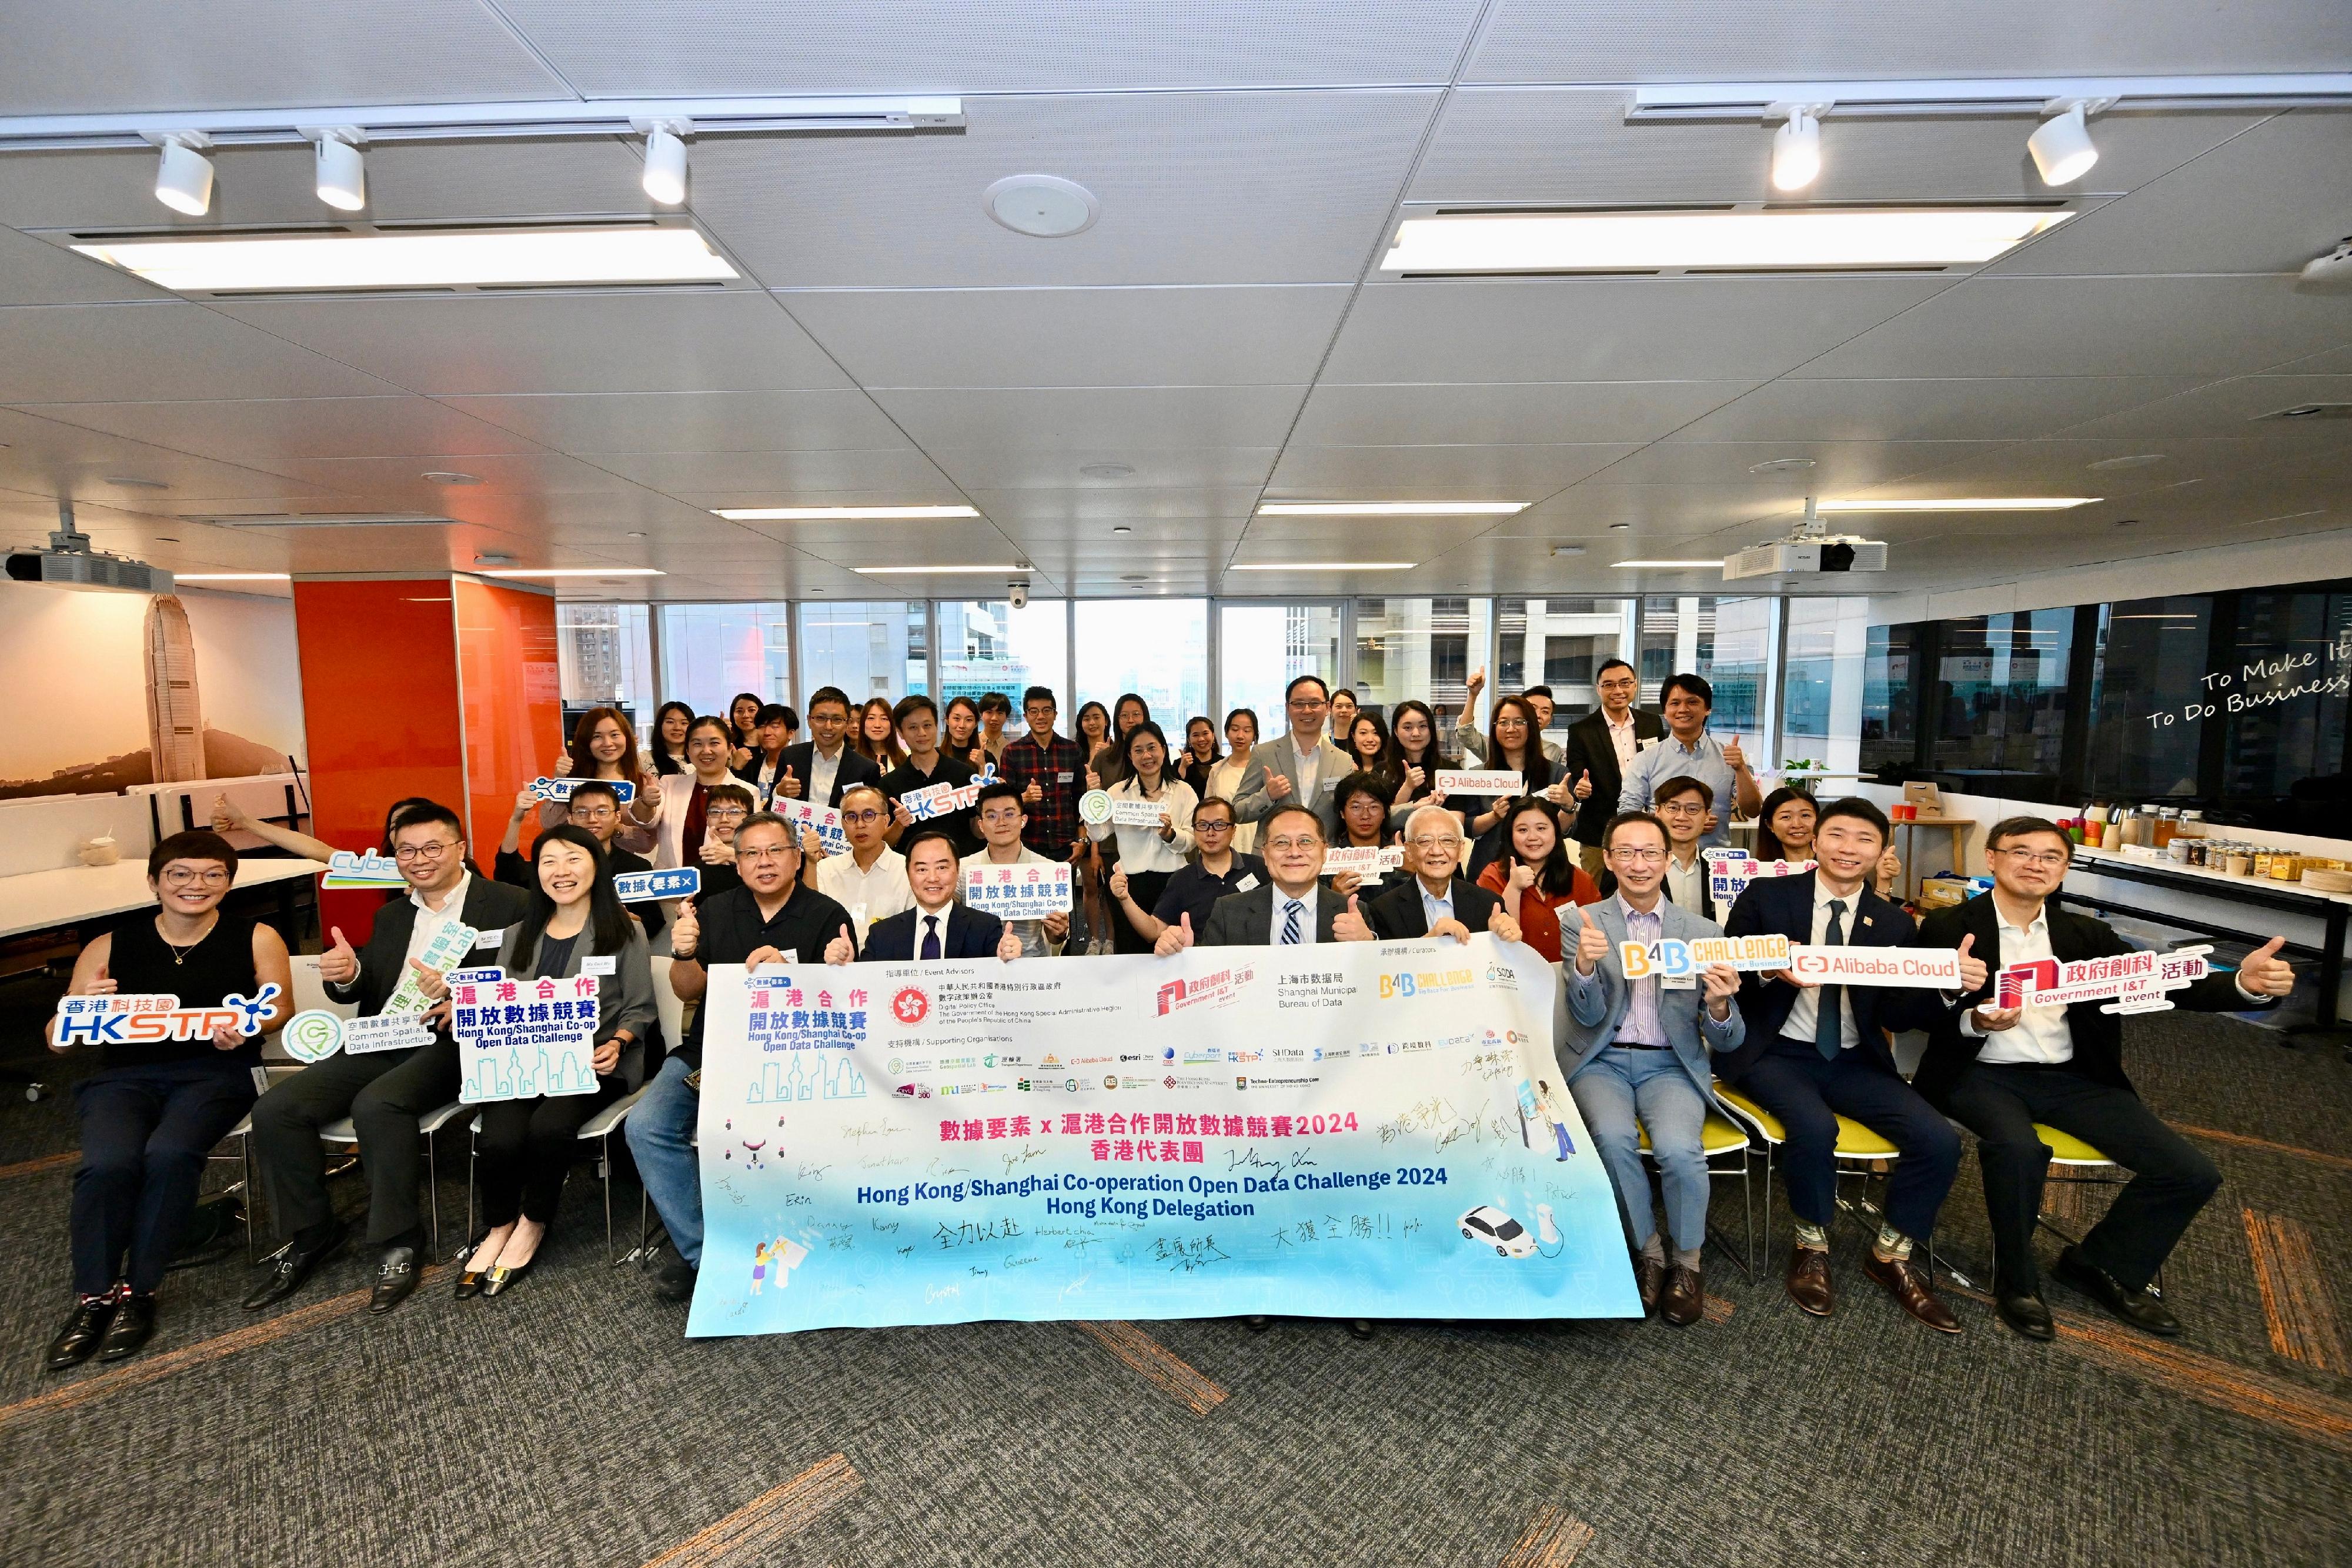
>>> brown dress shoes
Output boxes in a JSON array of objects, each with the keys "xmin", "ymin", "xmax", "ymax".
[
  {"xmin": 1861, "ymin": 1248, "xmax": 1962, "ymax": 1334},
  {"xmin": 1659, "ymin": 1263, "xmax": 1705, "ymax": 1328},
  {"xmin": 1785, "ymin": 1245, "xmax": 1834, "ymax": 1316}
]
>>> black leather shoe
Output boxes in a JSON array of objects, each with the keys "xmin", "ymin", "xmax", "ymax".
[
  {"xmin": 480, "ymin": 1254, "xmax": 536, "ymax": 1298},
  {"xmin": 654, "ymin": 1258, "xmax": 698, "ymax": 1303},
  {"xmin": 454, "ymin": 1236, "xmax": 493, "ymax": 1300},
  {"xmin": 1996, "ymin": 1288, "xmax": 2056, "ymax": 1342},
  {"xmin": 96, "ymin": 1293, "xmax": 156, "ymax": 1362},
  {"xmin": 369, "ymin": 1246, "xmax": 420, "ymax": 1314},
  {"xmin": 1346, "ymin": 1319, "xmax": 1375, "ymax": 1341},
  {"xmin": 44, "ymin": 1299, "xmax": 115, "ymax": 1372},
  {"xmin": 2055, "ymin": 1246, "xmax": 2180, "ymax": 1336},
  {"xmin": 242, "ymin": 1219, "xmax": 348, "ymax": 1310}
]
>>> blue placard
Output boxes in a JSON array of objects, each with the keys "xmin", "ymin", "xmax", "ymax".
[
  {"xmin": 529, "ymin": 777, "xmax": 637, "ymax": 804},
  {"xmin": 616, "ymin": 866, "xmax": 701, "ymax": 903}
]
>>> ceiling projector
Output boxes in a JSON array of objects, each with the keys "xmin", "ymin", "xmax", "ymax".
[
  {"xmin": 5, "ymin": 502, "xmax": 174, "ymax": 593},
  {"xmin": 2299, "ymin": 238, "xmax": 2352, "ymax": 295},
  {"xmin": 1722, "ymin": 497, "xmax": 1886, "ymax": 581}
]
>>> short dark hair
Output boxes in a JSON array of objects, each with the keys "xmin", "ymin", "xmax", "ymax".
[
  {"xmin": 1816, "ymin": 795, "xmax": 1890, "ymax": 845},
  {"xmin": 1284, "ymin": 673, "xmax": 1329, "ymax": 703},
  {"xmin": 807, "ymin": 686, "xmax": 853, "ymax": 717},
  {"xmin": 1602, "ymin": 811, "xmax": 1670, "ymax": 854},
  {"xmin": 734, "ymin": 811, "xmax": 793, "ymax": 845},
  {"xmin": 900, "ymin": 827, "xmax": 961, "ymax": 868},
  {"xmin": 978, "ymin": 691, "xmax": 1013, "ymax": 716},
  {"xmin": 149, "ymin": 828, "xmax": 238, "ymax": 882},
  {"xmin": 754, "ymin": 703, "xmax": 792, "ymax": 727},
  {"xmin": 1660, "ymin": 672, "xmax": 1713, "ymax": 708},
  {"xmin": 1985, "ymin": 815, "xmax": 2074, "ymax": 862},
  {"xmin": 568, "ymin": 780, "xmax": 621, "ymax": 810},
  {"xmin": 1331, "ymin": 687, "xmax": 1357, "ymax": 703},
  {"xmin": 1331, "ymin": 771, "xmax": 1391, "ymax": 823},
  {"xmin": 1596, "ymin": 658, "xmax": 1636, "ymax": 681},
  {"xmin": 1652, "ymin": 774, "xmax": 1715, "ymax": 810},
  {"xmin": 1523, "ymin": 684, "xmax": 1554, "ymax": 702},
  {"xmin": 1192, "ymin": 794, "xmax": 1235, "ymax": 823},
  {"xmin": 686, "ymin": 713, "xmax": 731, "ymax": 745},
  {"xmin": 974, "ymin": 780, "xmax": 1025, "ymax": 813},
  {"xmin": 891, "ymin": 693, "xmax": 937, "ymax": 727},
  {"xmin": 1262, "ymin": 803, "xmax": 1326, "ymax": 841},
  {"xmin": 704, "ymin": 783, "xmax": 756, "ymax": 812},
  {"xmin": 1022, "ymin": 685, "xmax": 1056, "ymax": 710},
  {"xmin": 390, "ymin": 801, "xmax": 465, "ymax": 841}
]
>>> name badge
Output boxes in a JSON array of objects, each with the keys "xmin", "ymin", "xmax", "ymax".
[
  {"xmin": 1234, "ymin": 874, "xmax": 1261, "ymax": 892},
  {"xmin": 582, "ymin": 955, "xmax": 617, "ymax": 977},
  {"xmin": 1057, "ymin": 771, "xmax": 1075, "ymax": 784},
  {"xmin": 473, "ymin": 928, "xmax": 504, "ymax": 950}
]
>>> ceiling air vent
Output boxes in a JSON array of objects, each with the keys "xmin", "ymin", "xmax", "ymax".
[{"xmin": 2256, "ymin": 404, "xmax": 2352, "ymax": 422}]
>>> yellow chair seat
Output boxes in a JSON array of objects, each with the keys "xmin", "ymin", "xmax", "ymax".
[
  {"xmin": 1638, "ymin": 1111, "xmax": 1750, "ymax": 1158},
  {"xmin": 2034, "ymin": 1122, "xmax": 2113, "ymax": 1165},
  {"xmin": 1712, "ymin": 1083, "xmax": 1899, "ymax": 1158}
]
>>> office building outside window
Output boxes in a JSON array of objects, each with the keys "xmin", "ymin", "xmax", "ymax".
[
  {"xmin": 1078, "ymin": 599, "xmax": 1208, "ymax": 731},
  {"xmin": 937, "ymin": 599, "xmax": 1067, "ymax": 737},
  {"xmin": 1218, "ymin": 602, "xmax": 1340, "ymax": 735},
  {"xmin": 1354, "ymin": 597, "xmax": 1491, "ymax": 733},
  {"xmin": 556, "ymin": 603, "xmax": 654, "ymax": 722},
  {"xmin": 656, "ymin": 603, "xmax": 792, "ymax": 714},
  {"xmin": 798, "ymin": 601, "xmax": 926, "ymax": 705}
]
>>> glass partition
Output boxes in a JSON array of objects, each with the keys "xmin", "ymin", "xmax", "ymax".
[
  {"xmin": 1780, "ymin": 597, "xmax": 1869, "ymax": 782},
  {"xmin": 1354, "ymin": 597, "xmax": 1491, "ymax": 735},
  {"xmin": 656, "ymin": 603, "xmax": 793, "ymax": 715},
  {"xmin": 796, "ymin": 600, "xmax": 926, "ymax": 706},
  {"xmin": 1494, "ymin": 596, "xmax": 1633, "ymax": 744},
  {"xmin": 1218, "ymin": 601, "xmax": 1341, "ymax": 738},
  {"xmin": 1931, "ymin": 609, "xmax": 2073, "ymax": 799},
  {"xmin": 556, "ymin": 603, "xmax": 654, "ymax": 722},
  {"xmin": 936, "ymin": 599, "xmax": 1067, "ymax": 739},
  {"xmin": 1077, "ymin": 599, "xmax": 1209, "ymax": 737}
]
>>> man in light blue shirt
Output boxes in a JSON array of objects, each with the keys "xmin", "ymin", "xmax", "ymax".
[{"xmin": 1616, "ymin": 673, "xmax": 1762, "ymax": 848}]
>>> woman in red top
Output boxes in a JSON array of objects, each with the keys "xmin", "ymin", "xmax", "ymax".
[{"xmin": 1475, "ymin": 796, "xmax": 1600, "ymax": 964}]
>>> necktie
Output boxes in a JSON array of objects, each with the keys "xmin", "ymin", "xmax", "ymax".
[
  {"xmin": 1280, "ymin": 899, "xmax": 1303, "ymax": 945},
  {"xmin": 1815, "ymin": 898, "xmax": 1847, "ymax": 1060},
  {"xmin": 921, "ymin": 914, "xmax": 941, "ymax": 961}
]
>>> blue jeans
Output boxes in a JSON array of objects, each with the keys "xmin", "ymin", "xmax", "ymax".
[
  {"xmin": 1570, "ymin": 1047, "xmax": 1710, "ymax": 1253},
  {"xmin": 626, "ymin": 1055, "xmax": 702, "ymax": 1266}
]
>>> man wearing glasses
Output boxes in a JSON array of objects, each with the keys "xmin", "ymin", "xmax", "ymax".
[
  {"xmin": 1563, "ymin": 659, "xmax": 1665, "ymax": 880},
  {"xmin": 1650, "ymin": 776, "xmax": 1716, "ymax": 920},
  {"xmin": 493, "ymin": 778, "xmax": 669, "ymax": 942},
  {"xmin": 245, "ymin": 802, "xmax": 530, "ymax": 1313},
  {"xmin": 1365, "ymin": 806, "xmax": 1524, "ymax": 945},
  {"xmin": 804, "ymin": 783, "xmax": 911, "ymax": 951},
  {"xmin": 633, "ymin": 813, "xmax": 852, "ymax": 1303},
  {"xmin": 1916, "ymin": 816, "xmax": 2294, "ymax": 1342},
  {"xmin": 1000, "ymin": 686, "xmax": 1085, "ymax": 859},
  {"xmin": 963, "ymin": 780, "xmax": 1071, "ymax": 957},
  {"xmin": 1234, "ymin": 675, "xmax": 1354, "ymax": 841},
  {"xmin": 1111, "ymin": 794, "xmax": 1263, "ymax": 947}
]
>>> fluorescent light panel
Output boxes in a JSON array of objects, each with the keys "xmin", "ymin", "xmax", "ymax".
[
  {"xmin": 1255, "ymin": 501, "xmax": 1526, "ymax": 517},
  {"xmin": 1382, "ymin": 208, "xmax": 2072, "ymax": 273},
  {"xmin": 854, "ymin": 564, "xmax": 1026, "ymax": 575},
  {"xmin": 714, "ymin": 504, "xmax": 979, "ymax": 521},
  {"xmin": 1816, "ymin": 496, "xmax": 2099, "ymax": 511},
  {"xmin": 1228, "ymin": 561, "xmax": 1415, "ymax": 571},
  {"xmin": 1612, "ymin": 559, "xmax": 1722, "ymax": 569},
  {"xmin": 479, "ymin": 567, "xmax": 666, "ymax": 578},
  {"xmin": 69, "ymin": 226, "xmax": 739, "ymax": 293}
]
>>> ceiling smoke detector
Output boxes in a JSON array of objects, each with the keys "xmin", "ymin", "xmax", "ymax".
[{"xmin": 984, "ymin": 175, "xmax": 1100, "ymax": 238}]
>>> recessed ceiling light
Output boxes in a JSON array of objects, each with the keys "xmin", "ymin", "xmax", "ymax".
[
  {"xmin": 626, "ymin": 530, "xmax": 647, "ymax": 538},
  {"xmin": 2087, "ymin": 454, "xmax": 2166, "ymax": 470},
  {"xmin": 1381, "ymin": 208, "xmax": 2072, "ymax": 274},
  {"xmin": 105, "ymin": 476, "xmax": 171, "ymax": 489},
  {"xmin": 1607, "ymin": 522, "xmax": 1632, "ymax": 530},
  {"xmin": 1256, "ymin": 501, "xmax": 1526, "ymax": 517},
  {"xmin": 1551, "ymin": 544, "xmax": 1587, "ymax": 557},
  {"xmin": 70, "ymin": 226, "xmax": 741, "ymax": 294},
  {"xmin": 854, "ymin": 564, "xmax": 1027, "ymax": 575},
  {"xmin": 1612, "ymin": 559, "xmax": 1722, "ymax": 569},
  {"xmin": 479, "ymin": 567, "xmax": 666, "ymax": 578},
  {"xmin": 713, "ymin": 504, "xmax": 980, "ymax": 521},
  {"xmin": 1749, "ymin": 457, "xmax": 1816, "ymax": 474},
  {"xmin": 1080, "ymin": 462, "xmax": 1135, "ymax": 479},
  {"xmin": 1120, "ymin": 573, "xmax": 1150, "ymax": 583},
  {"xmin": 983, "ymin": 175, "xmax": 1100, "ymax": 238},
  {"xmin": 1228, "ymin": 561, "xmax": 1415, "ymax": 572},
  {"xmin": 473, "ymin": 551, "xmax": 517, "ymax": 566},
  {"xmin": 1111, "ymin": 526, "xmax": 1134, "ymax": 534},
  {"xmin": 175, "ymin": 572, "xmax": 290, "ymax": 582},
  {"xmin": 422, "ymin": 471, "xmax": 482, "ymax": 485},
  {"xmin": 1816, "ymin": 497, "xmax": 2099, "ymax": 511}
]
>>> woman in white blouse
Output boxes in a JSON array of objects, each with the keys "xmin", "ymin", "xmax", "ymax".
[
  {"xmin": 1085, "ymin": 720, "xmax": 1197, "ymax": 954},
  {"xmin": 1204, "ymin": 707, "xmax": 1264, "ymax": 854}
]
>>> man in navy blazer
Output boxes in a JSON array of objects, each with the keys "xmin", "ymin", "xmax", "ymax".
[
  {"xmin": 831, "ymin": 828, "xmax": 1022, "ymax": 964},
  {"xmin": 1720, "ymin": 797, "xmax": 1987, "ymax": 1332},
  {"xmin": 774, "ymin": 687, "xmax": 885, "ymax": 810}
]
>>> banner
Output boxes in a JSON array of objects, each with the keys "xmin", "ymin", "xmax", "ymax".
[
  {"xmin": 1997, "ymin": 945, "xmax": 2211, "ymax": 1015},
  {"xmin": 778, "ymin": 797, "xmax": 849, "ymax": 856},
  {"xmin": 1435, "ymin": 769, "xmax": 1522, "ymax": 796},
  {"xmin": 383, "ymin": 920, "xmax": 480, "ymax": 1015},
  {"xmin": 688, "ymin": 935, "xmax": 1638, "ymax": 1335},
  {"xmin": 963, "ymin": 861, "xmax": 1072, "ymax": 919},
  {"xmin": 451, "ymin": 968, "xmax": 601, "ymax": 1102}
]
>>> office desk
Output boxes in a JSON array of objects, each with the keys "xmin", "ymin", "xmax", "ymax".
[{"xmin": 0, "ymin": 857, "xmax": 324, "ymax": 941}]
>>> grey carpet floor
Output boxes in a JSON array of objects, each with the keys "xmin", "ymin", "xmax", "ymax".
[{"xmin": 1, "ymin": 984, "xmax": 2347, "ymax": 1568}]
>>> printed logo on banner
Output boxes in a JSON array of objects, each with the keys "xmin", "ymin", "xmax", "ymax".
[
  {"xmin": 892, "ymin": 987, "xmax": 930, "ymax": 1025},
  {"xmin": 963, "ymin": 862, "xmax": 1073, "ymax": 920},
  {"xmin": 52, "ymin": 985, "xmax": 282, "ymax": 1048},
  {"xmin": 382, "ymin": 921, "xmax": 480, "ymax": 1016},
  {"xmin": 904, "ymin": 763, "xmax": 998, "ymax": 823},
  {"xmin": 615, "ymin": 866, "xmax": 700, "ymax": 903},
  {"xmin": 450, "ymin": 968, "xmax": 601, "ymax": 1102},
  {"xmin": 1323, "ymin": 845, "xmax": 1406, "ymax": 881},
  {"xmin": 1619, "ymin": 934, "xmax": 1793, "ymax": 977},
  {"xmin": 1788, "ymin": 945, "xmax": 1963, "ymax": 988},
  {"xmin": 320, "ymin": 850, "xmax": 406, "ymax": 890},
  {"xmin": 527, "ymin": 776, "xmax": 637, "ymax": 804}
]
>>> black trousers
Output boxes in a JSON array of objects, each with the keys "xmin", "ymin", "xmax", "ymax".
[
  {"xmin": 475, "ymin": 1076, "xmax": 622, "ymax": 1228},
  {"xmin": 1110, "ymin": 870, "xmax": 1171, "ymax": 954},
  {"xmin": 1945, "ymin": 1062, "xmax": 2221, "ymax": 1294},
  {"xmin": 71, "ymin": 1061, "xmax": 256, "ymax": 1296},
  {"xmin": 1735, "ymin": 1036, "xmax": 1962, "ymax": 1242},
  {"xmin": 248, "ymin": 1036, "xmax": 459, "ymax": 1247}
]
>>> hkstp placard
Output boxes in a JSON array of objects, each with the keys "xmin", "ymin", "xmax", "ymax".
[
  {"xmin": 452, "ymin": 969, "xmax": 602, "ymax": 1103},
  {"xmin": 963, "ymin": 861, "xmax": 1073, "ymax": 920},
  {"xmin": 52, "ymin": 985, "xmax": 280, "ymax": 1048},
  {"xmin": 688, "ymin": 935, "xmax": 1638, "ymax": 1336},
  {"xmin": 904, "ymin": 763, "xmax": 998, "ymax": 823}
]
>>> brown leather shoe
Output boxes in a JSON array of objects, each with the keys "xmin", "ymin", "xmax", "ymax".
[
  {"xmin": 1631, "ymin": 1251, "xmax": 1665, "ymax": 1316},
  {"xmin": 1785, "ymin": 1246, "xmax": 1833, "ymax": 1316},
  {"xmin": 1861, "ymin": 1249, "xmax": 1962, "ymax": 1334},
  {"xmin": 1659, "ymin": 1263, "xmax": 1704, "ymax": 1327}
]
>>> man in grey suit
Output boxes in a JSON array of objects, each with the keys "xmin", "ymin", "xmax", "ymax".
[
  {"xmin": 1156, "ymin": 803, "xmax": 1372, "ymax": 952},
  {"xmin": 1557, "ymin": 808, "xmax": 1745, "ymax": 1327},
  {"xmin": 1231, "ymin": 674, "xmax": 1355, "ymax": 840}
]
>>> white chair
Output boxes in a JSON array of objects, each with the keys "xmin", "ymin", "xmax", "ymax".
[
  {"xmin": 213, "ymin": 954, "xmax": 356, "ymax": 1257},
  {"xmin": 315, "ymin": 1101, "xmax": 469, "ymax": 1256}
]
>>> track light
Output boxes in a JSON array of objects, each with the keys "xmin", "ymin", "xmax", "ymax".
[
  {"xmin": 1769, "ymin": 105, "xmax": 1825, "ymax": 191},
  {"xmin": 640, "ymin": 121, "xmax": 690, "ymax": 205},
  {"xmin": 2027, "ymin": 99, "xmax": 2104, "ymax": 186},
  {"xmin": 309, "ymin": 129, "xmax": 366, "ymax": 211},
  {"xmin": 151, "ymin": 134, "xmax": 213, "ymax": 216}
]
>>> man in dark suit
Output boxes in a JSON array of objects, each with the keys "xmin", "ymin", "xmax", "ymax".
[
  {"xmin": 1161, "ymin": 804, "xmax": 1365, "ymax": 951},
  {"xmin": 774, "ymin": 686, "xmax": 884, "ymax": 810},
  {"xmin": 1561, "ymin": 658, "xmax": 1666, "ymax": 879},
  {"xmin": 1365, "ymin": 805, "xmax": 1522, "ymax": 945},
  {"xmin": 244, "ymin": 802, "xmax": 531, "ymax": 1314},
  {"xmin": 838, "ymin": 829, "xmax": 1023, "ymax": 963},
  {"xmin": 1720, "ymin": 797, "xmax": 1986, "ymax": 1332},
  {"xmin": 1917, "ymin": 816, "xmax": 2294, "ymax": 1341}
]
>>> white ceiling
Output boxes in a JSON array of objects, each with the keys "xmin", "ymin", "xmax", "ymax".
[{"xmin": 0, "ymin": 1, "xmax": 2347, "ymax": 603}]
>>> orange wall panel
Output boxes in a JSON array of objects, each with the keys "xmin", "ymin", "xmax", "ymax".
[
  {"xmin": 453, "ymin": 577, "xmax": 563, "ymax": 867},
  {"xmin": 292, "ymin": 579, "xmax": 465, "ymax": 945}
]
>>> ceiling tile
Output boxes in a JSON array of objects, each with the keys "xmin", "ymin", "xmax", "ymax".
[
  {"xmin": 1664, "ymin": 376, "xmax": 2201, "ymax": 444},
  {"xmin": 964, "ymin": 487, "xmax": 1262, "ymax": 523},
  {"xmin": 870, "ymin": 386, "xmax": 1307, "ymax": 452},
  {"xmin": 0, "ymin": 302, "xmax": 393, "ymax": 403},
  {"xmin": 924, "ymin": 447, "xmax": 1279, "ymax": 490},
  {"xmin": 1292, "ymin": 381, "xmax": 1750, "ymax": 446},
  {"xmin": 1268, "ymin": 442, "xmax": 1639, "ymax": 495},
  {"xmin": 586, "ymin": 449, "xmax": 956, "ymax": 495},
  {"xmin": 440, "ymin": 390, "xmax": 915, "ymax": 453},
  {"xmin": 2037, "ymin": 375, "xmax": 2352, "ymax": 442},
  {"xmin": 8, "ymin": 395, "xmax": 543, "ymax": 463}
]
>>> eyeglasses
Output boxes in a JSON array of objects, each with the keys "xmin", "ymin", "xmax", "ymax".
[
  {"xmin": 737, "ymin": 845, "xmax": 796, "ymax": 863},
  {"xmin": 1265, "ymin": 835, "xmax": 1322, "ymax": 852},
  {"xmin": 841, "ymin": 809, "xmax": 886, "ymax": 825},
  {"xmin": 979, "ymin": 809, "xmax": 1023, "ymax": 825},
  {"xmin": 1406, "ymin": 835, "xmax": 1459, "ymax": 851},
  {"xmin": 1993, "ymin": 847, "xmax": 2069, "ymax": 869},
  {"xmin": 1287, "ymin": 697, "xmax": 1327, "ymax": 710},
  {"xmin": 1195, "ymin": 817, "xmax": 1234, "ymax": 832},
  {"xmin": 161, "ymin": 867, "xmax": 230, "ymax": 888},
  {"xmin": 393, "ymin": 840, "xmax": 459, "ymax": 862},
  {"xmin": 1609, "ymin": 847, "xmax": 1668, "ymax": 865},
  {"xmin": 1656, "ymin": 801, "xmax": 1707, "ymax": 816},
  {"xmin": 570, "ymin": 805, "xmax": 619, "ymax": 822},
  {"xmin": 706, "ymin": 805, "xmax": 749, "ymax": 821}
]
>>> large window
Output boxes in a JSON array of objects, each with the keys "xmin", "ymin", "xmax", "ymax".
[
  {"xmin": 1354, "ymin": 597, "xmax": 1491, "ymax": 733},
  {"xmin": 1780, "ymin": 597, "xmax": 1869, "ymax": 779},
  {"xmin": 936, "ymin": 599, "xmax": 1067, "ymax": 738},
  {"xmin": 1860, "ymin": 623, "xmax": 1920, "ymax": 781},
  {"xmin": 1493, "ymin": 597, "xmax": 1632, "ymax": 745},
  {"xmin": 556, "ymin": 603, "xmax": 653, "ymax": 722},
  {"xmin": 1930, "ymin": 610, "xmax": 2074, "ymax": 797},
  {"xmin": 1637, "ymin": 596, "xmax": 1772, "ymax": 740},
  {"xmin": 1219, "ymin": 602, "xmax": 1341, "ymax": 737},
  {"xmin": 1078, "ymin": 599, "xmax": 1208, "ymax": 737},
  {"xmin": 657, "ymin": 604, "xmax": 792, "ymax": 714},
  {"xmin": 2224, "ymin": 588, "xmax": 2352, "ymax": 810},
  {"xmin": 797, "ymin": 601, "xmax": 926, "ymax": 706}
]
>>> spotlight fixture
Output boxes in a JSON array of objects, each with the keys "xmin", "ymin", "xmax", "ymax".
[
  {"xmin": 1769, "ymin": 103, "xmax": 1827, "ymax": 191},
  {"xmin": 2026, "ymin": 99, "xmax": 2109, "ymax": 186},
  {"xmin": 149, "ymin": 133, "xmax": 214, "ymax": 216},
  {"xmin": 308, "ymin": 128, "xmax": 366, "ymax": 210},
  {"xmin": 639, "ymin": 120, "xmax": 690, "ymax": 205}
]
